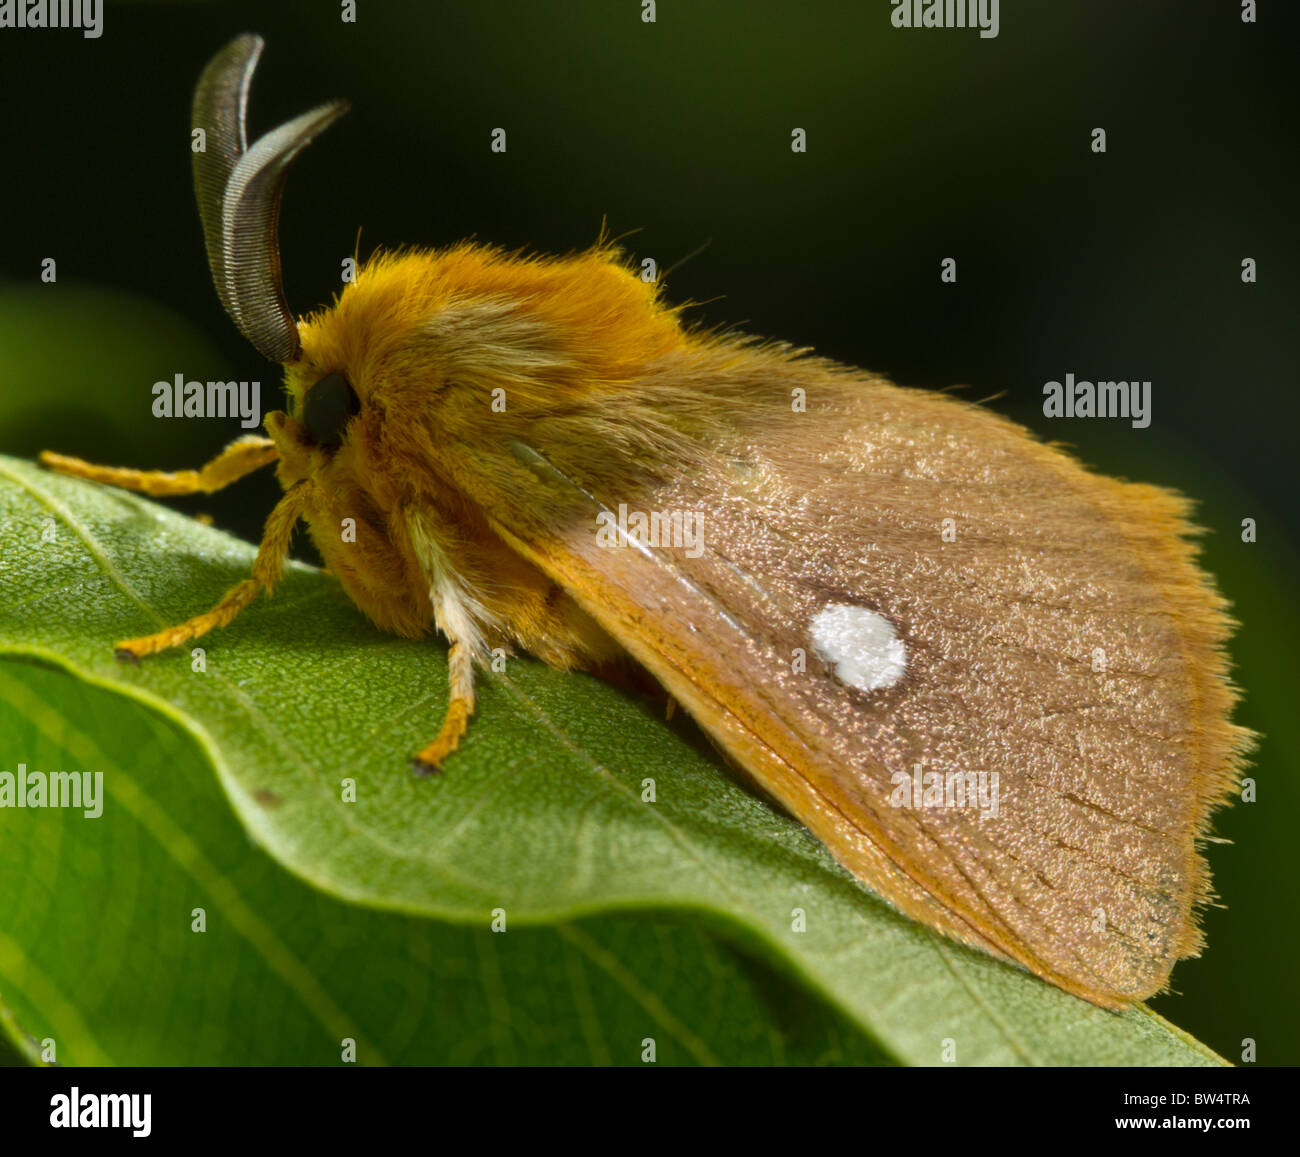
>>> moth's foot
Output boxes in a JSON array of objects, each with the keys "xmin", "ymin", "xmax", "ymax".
[
  {"xmin": 409, "ymin": 757, "xmax": 443, "ymax": 778},
  {"xmin": 109, "ymin": 578, "xmax": 262, "ymax": 665},
  {"xmin": 113, "ymin": 623, "xmax": 194, "ymax": 662},
  {"xmin": 412, "ymin": 695, "xmax": 472, "ymax": 774}
]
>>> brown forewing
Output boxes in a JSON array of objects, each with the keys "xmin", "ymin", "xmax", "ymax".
[{"xmin": 458, "ymin": 360, "xmax": 1246, "ymax": 1007}]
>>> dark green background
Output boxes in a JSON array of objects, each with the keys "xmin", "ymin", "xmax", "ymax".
[{"xmin": 2, "ymin": 1, "xmax": 1296, "ymax": 1063}]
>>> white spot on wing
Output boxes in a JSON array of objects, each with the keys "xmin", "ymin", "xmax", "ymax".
[{"xmin": 809, "ymin": 604, "xmax": 907, "ymax": 692}]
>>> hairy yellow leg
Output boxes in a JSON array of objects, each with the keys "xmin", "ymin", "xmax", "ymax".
[
  {"xmin": 411, "ymin": 641, "xmax": 477, "ymax": 775},
  {"xmin": 115, "ymin": 481, "xmax": 311, "ymax": 662},
  {"xmin": 40, "ymin": 434, "xmax": 278, "ymax": 496}
]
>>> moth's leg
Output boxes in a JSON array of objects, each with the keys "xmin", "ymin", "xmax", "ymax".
[
  {"xmin": 40, "ymin": 434, "xmax": 278, "ymax": 496},
  {"xmin": 411, "ymin": 640, "xmax": 477, "ymax": 775},
  {"xmin": 115, "ymin": 480, "xmax": 310, "ymax": 662}
]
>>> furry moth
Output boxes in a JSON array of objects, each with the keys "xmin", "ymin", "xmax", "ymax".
[{"xmin": 41, "ymin": 34, "xmax": 1250, "ymax": 1009}]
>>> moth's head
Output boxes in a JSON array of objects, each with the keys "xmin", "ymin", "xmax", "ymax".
[{"xmin": 192, "ymin": 33, "xmax": 686, "ymax": 499}]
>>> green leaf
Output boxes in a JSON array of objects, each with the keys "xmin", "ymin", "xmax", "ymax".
[
  {"xmin": 0, "ymin": 660, "xmax": 887, "ymax": 1065},
  {"xmin": 0, "ymin": 454, "xmax": 1225, "ymax": 1065}
]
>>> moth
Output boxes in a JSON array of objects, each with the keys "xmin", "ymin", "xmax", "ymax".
[{"xmin": 42, "ymin": 34, "xmax": 1249, "ymax": 1008}]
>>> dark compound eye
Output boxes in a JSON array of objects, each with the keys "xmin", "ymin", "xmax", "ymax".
[{"xmin": 302, "ymin": 372, "xmax": 360, "ymax": 448}]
